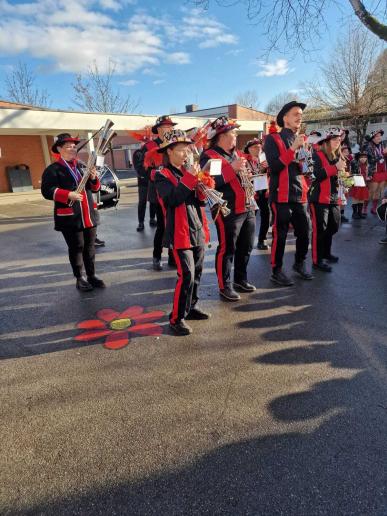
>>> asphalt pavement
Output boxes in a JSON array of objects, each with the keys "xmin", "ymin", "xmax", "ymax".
[{"xmin": 0, "ymin": 184, "xmax": 386, "ymax": 516}]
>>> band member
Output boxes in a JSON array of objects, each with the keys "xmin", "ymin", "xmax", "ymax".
[
  {"xmin": 154, "ymin": 130, "xmax": 211, "ymax": 336},
  {"xmin": 244, "ymin": 138, "xmax": 270, "ymax": 250},
  {"xmin": 339, "ymin": 144, "xmax": 352, "ymax": 223},
  {"xmin": 41, "ymin": 133, "xmax": 105, "ymax": 291},
  {"xmin": 142, "ymin": 115, "xmax": 177, "ymax": 270},
  {"xmin": 350, "ymin": 151, "xmax": 369, "ymax": 219},
  {"xmin": 378, "ymin": 188, "xmax": 387, "ymax": 245},
  {"xmin": 365, "ymin": 129, "xmax": 387, "ymax": 214},
  {"xmin": 200, "ymin": 116, "xmax": 256, "ymax": 301},
  {"xmin": 133, "ymin": 143, "xmax": 157, "ymax": 232},
  {"xmin": 309, "ymin": 129, "xmax": 346, "ymax": 272},
  {"xmin": 264, "ymin": 101, "xmax": 313, "ymax": 286}
]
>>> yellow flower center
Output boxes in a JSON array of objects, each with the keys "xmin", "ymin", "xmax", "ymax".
[{"xmin": 109, "ymin": 318, "xmax": 132, "ymax": 331}]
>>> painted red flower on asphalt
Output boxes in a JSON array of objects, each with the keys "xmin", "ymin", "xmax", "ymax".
[{"xmin": 75, "ymin": 306, "xmax": 165, "ymax": 350}]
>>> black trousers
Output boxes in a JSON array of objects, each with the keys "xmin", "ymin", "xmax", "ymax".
[
  {"xmin": 256, "ymin": 190, "xmax": 270, "ymax": 243},
  {"xmin": 214, "ymin": 210, "xmax": 256, "ymax": 289},
  {"xmin": 138, "ymin": 181, "xmax": 156, "ymax": 223},
  {"xmin": 271, "ymin": 202, "xmax": 310, "ymax": 271},
  {"xmin": 170, "ymin": 246, "xmax": 205, "ymax": 323},
  {"xmin": 61, "ymin": 227, "xmax": 96, "ymax": 278},
  {"xmin": 310, "ymin": 203, "xmax": 341, "ymax": 264},
  {"xmin": 153, "ymin": 202, "xmax": 165, "ymax": 260}
]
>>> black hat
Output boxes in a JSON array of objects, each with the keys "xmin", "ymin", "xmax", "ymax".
[
  {"xmin": 207, "ymin": 116, "xmax": 240, "ymax": 139},
  {"xmin": 152, "ymin": 115, "xmax": 177, "ymax": 134},
  {"xmin": 52, "ymin": 133, "xmax": 80, "ymax": 153},
  {"xmin": 243, "ymin": 137, "xmax": 262, "ymax": 153},
  {"xmin": 276, "ymin": 101, "xmax": 306, "ymax": 128},
  {"xmin": 366, "ymin": 129, "xmax": 384, "ymax": 142}
]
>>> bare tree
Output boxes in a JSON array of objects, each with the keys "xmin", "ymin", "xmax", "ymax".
[
  {"xmin": 265, "ymin": 91, "xmax": 300, "ymax": 114},
  {"xmin": 191, "ymin": 1, "xmax": 387, "ymax": 57},
  {"xmin": 235, "ymin": 90, "xmax": 260, "ymax": 109},
  {"xmin": 4, "ymin": 62, "xmax": 51, "ymax": 107},
  {"xmin": 304, "ymin": 25, "xmax": 387, "ymax": 145},
  {"xmin": 72, "ymin": 60, "xmax": 140, "ymax": 113}
]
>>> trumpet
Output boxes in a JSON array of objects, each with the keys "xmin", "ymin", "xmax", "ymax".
[
  {"xmin": 69, "ymin": 119, "xmax": 116, "ymax": 207},
  {"xmin": 185, "ymin": 150, "xmax": 231, "ymax": 220},
  {"xmin": 196, "ymin": 174, "xmax": 231, "ymax": 220},
  {"xmin": 232, "ymin": 151, "xmax": 257, "ymax": 208}
]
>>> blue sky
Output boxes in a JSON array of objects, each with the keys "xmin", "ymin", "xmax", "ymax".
[{"xmin": 0, "ymin": 0, "xmax": 384, "ymax": 114}]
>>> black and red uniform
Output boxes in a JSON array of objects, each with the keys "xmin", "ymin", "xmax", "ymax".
[
  {"xmin": 308, "ymin": 150, "xmax": 341, "ymax": 265},
  {"xmin": 246, "ymin": 154, "xmax": 270, "ymax": 245},
  {"xmin": 264, "ymin": 129, "xmax": 310, "ymax": 271},
  {"xmin": 366, "ymin": 139, "xmax": 387, "ymax": 183},
  {"xmin": 142, "ymin": 137, "xmax": 166, "ymax": 260},
  {"xmin": 155, "ymin": 165, "xmax": 209, "ymax": 324},
  {"xmin": 41, "ymin": 158, "xmax": 100, "ymax": 278},
  {"xmin": 200, "ymin": 146, "xmax": 256, "ymax": 290}
]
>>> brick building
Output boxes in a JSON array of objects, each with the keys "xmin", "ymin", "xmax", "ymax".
[{"xmin": 0, "ymin": 100, "xmax": 273, "ymax": 193}]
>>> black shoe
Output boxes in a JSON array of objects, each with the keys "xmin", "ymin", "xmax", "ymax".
[
  {"xmin": 153, "ymin": 258, "xmax": 163, "ymax": 271},
  {"xmin": 312, "ymin": 261, "xmax": 332, "ymax": 272},
  {"xmin": 341, "ymin": 215, "xmax": 349, "ymax": 223},
  {"xmin": 352, "ymin": 212, "xmax": 361, "ymax": 220},
  {"xmin": 169, "ymin": 319, "xmax": 193, "ymax": 336},
  {"xmin": 257, "ymin": 241, "xmax": 269, "ymax": 250},
  {"xmin": 219, "ymin": 286, "xmax": 241, "ymax": 301},
  {"xmin": 379, "ymin": 236, "xmax": 387, "ymax": 245},
  {"xmin": 149, "ymin": 218, "xmax": 157, "ymax": 227},
  {"xmin": 360, "ymin": 213, "xmax": 367, "ymax": 219},
  {"xmin": 270, "ymin": 270, "xmax": 294, "ymax": 287},
  {"xmin": 94, "ymin": 238, "xmax": 105, "ymax": 247},
  {"xmin": 76, "ymin": 277, "xmax": 93, "ymax": 291},
  {"xmin": 186, "ymin": 307, "xmax": 211, "ymax": 320},
  {"xmin": 292, "ymin": 262, "xmax": 313, "ymax": 280},
  {"xmin": 136, "ymin": 222, "xmax": 145, "ymax": 232},
  {"xmin": 87, "ymin": 276, "xmax": 106, "ymax": 288},
  {"xmin": 234, "ymin": 280, "xmax": 256, "ymax": 292},
  {"xmin": 325, "ymin": 254, "xmax": 339, "ymax": 263}
]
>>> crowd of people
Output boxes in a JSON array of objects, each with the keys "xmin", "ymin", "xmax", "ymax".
[{"xmin": 41, "ymin": 101, "xmax": 387, "ymax": 336}]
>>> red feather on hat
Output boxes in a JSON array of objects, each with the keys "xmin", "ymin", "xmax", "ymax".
[
  {"xmin": 268, "ymin": 120, "xmax": 278, "ymax": 134},
  {"xmin": 127, "ymin": 126, "xmax": 153, "ymax": 142}
]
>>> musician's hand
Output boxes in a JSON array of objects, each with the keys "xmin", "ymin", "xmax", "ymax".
[
  {"xmin": 232, "ymin": 158, "xmax": 245, "ymax": 172},
  {"xmin": 187, "ymin": 162, "xmax": 200, "ymax": 176},
  {"xmin": 291, "ymin": 135, "xmax": 305, "ymax": 151},
  {"xmin": 336, "ymin": 158, "xmax": 346, "ymax": 171},
  {"xmin": 260, "ymin": 160, "xmax": 268, "ymax": 169},
  {"xmin": 68, "ymin": 191, "xmax": 83, "ymax": 202},
  {"xmin": 89, "ymin": 167, "xmax": 97, "ymax": 180}
]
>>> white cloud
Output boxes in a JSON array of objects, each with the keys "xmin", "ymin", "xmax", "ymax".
[
  {"xmin": 181, "ymin": 9, "xmax": 238, "ymax": 48},
  {"xmin": 165, "ymin": 52, "xmax": 190, "ymax": 65},
  {"xmin": 256, "ymin": 59, "xmax": 294, "ymax": 77},
  {"xmin": 119, "ymin": 79, "xmax": 139, "ymax": 86},
  {"xmin": 153, "ymin": 79, "xmax": 165, "ymax": 85},
  {"xmin": 0, "ymin": 2, "xmax": 235, "ymax": 76}
]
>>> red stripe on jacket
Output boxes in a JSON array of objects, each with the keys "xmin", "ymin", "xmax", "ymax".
[
  {"xmin": 205, "ymin": 148, "xmax": 246, "ymax": 214},
  {"xmin": 316, "ymin": 151, "xmax": 338, "ymax": 204}
]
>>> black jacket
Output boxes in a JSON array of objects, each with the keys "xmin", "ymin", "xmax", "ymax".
[
  {"xmin": 41, "ymin": 160, "xmax": 100, "ymax": 231},
  {"xmin": 264, "ymin": 129, "xmax": 308, "ymax": 203},
  {"xmin": 155, "ymin": 165, "xmax": 208, "ymax": 249},
  {"xmin": 200, "ymin": 146, "xmax": 253, "ymax": 215},
  {"xmin": 308, "ymin": 151, "xmax": 340, "ymax": 205}
]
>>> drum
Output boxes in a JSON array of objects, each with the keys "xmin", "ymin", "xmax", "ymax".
[{"xmin": 97, "ymin": 165, "xmax": 120, "ymax": 209}]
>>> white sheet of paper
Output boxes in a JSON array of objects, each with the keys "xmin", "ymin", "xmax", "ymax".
[
  {"xmin": 209, "ymin": 159, "xmax": 222, "ymax": 176},
  {"xmin": 259, "ymin": 152, "xmax": 266, "ymax": 163},
  {"xmin": 353, "ymin": 175, "xmax": 366, "ymax": 187},
  {"xmin": 253, "ymin": 175, "xmax": 268, "ymax": 191},
  {"xmin": 96, "ymin": 155, "xmax": 105, "ymax": 167}
]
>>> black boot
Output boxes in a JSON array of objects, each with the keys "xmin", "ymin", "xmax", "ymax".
[
  {"xmin": 358, "ymin": 203, "xmax": 366, "ymax": 219},
  {"xmin": 169, "ymin": 319, "xmax": 193, "ymax": 336},
  {"xmin": 76, "ymin": 276, "xmax": 93, "ymax": 291},
  {"xmin": 352, "ymin": 204, "xmax": 360, "ymax": 219},
  {"xmin": 87, "ymin": 276, "xmax": 106, "ymax": 288},
  {"xmin": 270, "ymin": 269, "xmax": 294, "ymax": 286}
]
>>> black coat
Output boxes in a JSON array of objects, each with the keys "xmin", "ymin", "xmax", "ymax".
[{"xmin": 41, "ymin": 160, "xmax": 100, "ymax": 231}]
